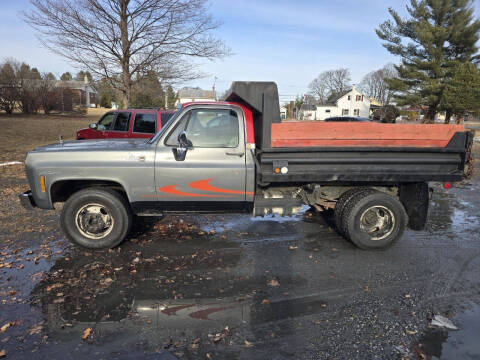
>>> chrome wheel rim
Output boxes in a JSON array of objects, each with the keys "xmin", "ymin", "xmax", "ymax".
[
  {"xmin": 359, "ymin": 205, "xmax": 395, "ymax": 241},
  {"xmin": 75, "ymin": 203, "xmax": 114, "ymax": 239}
]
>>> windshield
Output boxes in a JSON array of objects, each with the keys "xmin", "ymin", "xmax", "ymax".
[{"xmin": 148, "ymin": 108, "xmax": 181, "ymax": 144}]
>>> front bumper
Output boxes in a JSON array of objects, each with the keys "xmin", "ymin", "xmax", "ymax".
[{"xmin": 19, "ymin": 190, "xmax": 37, "ymax": 210}]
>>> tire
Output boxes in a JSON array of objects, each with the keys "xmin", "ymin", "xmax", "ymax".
[
  {"xmin": 338, "ymin": 188, "xmax": 377, "ymax": 237},
  {"xmin": 341, "ymin": 190, "xmax": 408, "ymax": 250},
  {"xmin": 334, "ymin": 188, "xmax": 365, "ymax": 235},
  {"xmin": 60, "ymin": 188, "xmax": 132, "ymax": 249}
]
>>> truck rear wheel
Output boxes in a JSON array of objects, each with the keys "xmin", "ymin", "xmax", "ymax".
[
  {"xmin": 341, "ymin": 190, "xmax": 408, "ymax": 250},
  {"xmin": 334, "ymin": 188, "xmax": 368, "ymax": 235},
  {"xmin": 60, "ymin": 188, "xmax": 132, "ymax": 249}
]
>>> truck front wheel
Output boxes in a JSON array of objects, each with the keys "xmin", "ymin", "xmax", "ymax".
[
  {"xmin": 60, "ymin": 188, "xmax": 132, "ymax": 249},
  {"xmin": 342, "ymin": 191, "xmax": 408, "ymax": 250}
]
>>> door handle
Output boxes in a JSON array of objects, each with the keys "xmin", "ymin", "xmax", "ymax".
[{"xmin": 225, "ymin": 151, "xmax": 244, "ymax": 157}]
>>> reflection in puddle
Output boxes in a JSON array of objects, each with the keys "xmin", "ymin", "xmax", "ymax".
[{"xmin": 419, "ymin": 304, "xmax": 480, "ymax": 359}]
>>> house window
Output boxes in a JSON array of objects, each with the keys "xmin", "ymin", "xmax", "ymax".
[
  {"xmin": 342, "ymin": 109, "xmax": 349, "ymax": 116},
  {"xmin": 354, "ymin": 109, "xmax": 360, "ymax": 116},
  {"xmin": 325, "ymin": 109, "xmax": 331, "ymax": 113},
  {"xmin": 348, "ymin": 95, "xmax": 351, "ymax": 100}
]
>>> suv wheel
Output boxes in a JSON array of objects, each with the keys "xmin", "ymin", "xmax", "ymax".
[{"xmin": 60, "ymin": 188, "xmax": 132, "ymax": 249}]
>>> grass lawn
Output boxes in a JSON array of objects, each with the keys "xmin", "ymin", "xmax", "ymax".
[{"xmin": 0, "ymin": 108, "xmax": 109, "ymax": 163}]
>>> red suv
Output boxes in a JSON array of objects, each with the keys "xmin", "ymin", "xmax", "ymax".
[{"xmin": 76, "ymin": 109, "xmax": 175, "ymax": 140}]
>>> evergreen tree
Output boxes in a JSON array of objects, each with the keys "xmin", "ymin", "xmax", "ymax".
[
  {"xmin": 442, "ymin": 62, "xmax": 480, "ymax": 123},
  {"xmin": 60, "ymin": 72, "xmax": 72, "ymax": 81},
  {"xmin": 376, "ymin": 0, "xmax": 480, "ymax": 122},
  {"xmin": 166, "ymin": 85, "xmax": 176, "ymax": 110},
  {"xmin": 131, "ymin": 71, "xmax": 165, "ymax": 108},
  {"xmin": 75, "ymin": 70, "xmax": 92, "ymax": 82}
]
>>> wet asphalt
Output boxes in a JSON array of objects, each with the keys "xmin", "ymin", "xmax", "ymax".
[{"xmin": 1, "ymin": 170, "xmax": 480, "ymax": 359}]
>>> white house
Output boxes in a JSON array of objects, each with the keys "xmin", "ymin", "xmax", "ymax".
[{"xmin": 299, "ymin": 86, "xmax": 371, "ymax": 120}]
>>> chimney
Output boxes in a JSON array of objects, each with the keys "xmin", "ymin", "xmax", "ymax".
[{"xmin": 84, "ymin": 74, "xmax": 88, "ymax": 84}]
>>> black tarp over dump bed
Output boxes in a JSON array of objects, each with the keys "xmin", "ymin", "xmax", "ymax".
[{"xmin": 225, "ymin": 81, "xmax": 281, "ymax": 150}]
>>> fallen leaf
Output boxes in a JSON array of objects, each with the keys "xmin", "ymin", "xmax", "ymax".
[
  {"xmin": 82, "ymin": 328, "xmax": 92, "ymax": 340},
  {"xmin": 289, "ymin": 246, "xmax": 298, "ymax": 250},
  {"xmin": 261, "ymin": 299, "xmax": 270, "ymax": 304},
  {"xmin": 267, "ymin": 279, "xmax": 280, "ymax": 287},
  {"xmin": 0, "ymin": 349, "xmax": 5, "ymax": 358},
  {"xmin": 46, "ymin": 283, "xmax": 63, "ymax": 292},
  {"xmin": 132, "ymin": 257, "xmax": 140, "ymax": 263},
  {"xmin": 244, "ymin": 339, "xmax": 254, "ymax": 347},
  {"xmin": 406, "ymin": 329, "xmax": 418, "ymax": 335},
  {"xmin": 404, "ymin": 294, "xmax": 411, "ymax": 298},
  {"xmin": 28, "ymin": 324, "xmax": 43, "ymax": 335},
  {"xmin": 0, "ymin": 323, "xmax": 10, "ymax": 333}
]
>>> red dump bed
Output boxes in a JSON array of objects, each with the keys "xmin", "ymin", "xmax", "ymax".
[{"xmin": 271, "ymin": 122, "xmax": 465, "ymax": 148}]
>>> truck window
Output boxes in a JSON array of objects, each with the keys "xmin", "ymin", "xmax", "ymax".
[
  {"xmin": 165, "ymin": 115, "xmax": 189, "ymax": 146},
  {"xmin": 133, "ymin": 113, "xmax": 156, "ymax": 133},
  {"xmin": 185, "ymin": 109, "xmax": 239, "ymax": 148},
  {"xmin": 97, "ymin": 113, "xmax": 115, "ymax": 130},
  {"xmin": 113, "ymin": 112, "xmax": 131, "ymax": 131}
]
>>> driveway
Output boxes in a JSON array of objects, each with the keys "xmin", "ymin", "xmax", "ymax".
[{"xmin": 1, "ymin": 165, "xmax": 480, "ymax": 359}]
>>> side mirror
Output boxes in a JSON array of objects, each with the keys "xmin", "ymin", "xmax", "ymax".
[
  {"xmin": 173, "ymin": 131, "xmax": 192, "ymax": 161},
  {"xmin": 89, "ymin": 123, "xmax": 98, "ymax": 130},
  {"xmin": 178, "ymin": 131, "xmax": 192, "ymax": 148}
]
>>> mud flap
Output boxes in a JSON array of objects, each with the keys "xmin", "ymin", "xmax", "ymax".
[{"xmin": 399, "ymin": 182, "xmax": 429, "ymax": 231}]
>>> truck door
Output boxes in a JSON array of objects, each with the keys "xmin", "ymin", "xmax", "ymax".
[{"xmin": 154, "ymin": 106, "xmax": 248, "ymax": 211}]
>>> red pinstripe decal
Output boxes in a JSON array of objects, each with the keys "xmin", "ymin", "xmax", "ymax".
[{"xmin": 189, "ymin": 179, "xmax": 253, "ymax": 195}]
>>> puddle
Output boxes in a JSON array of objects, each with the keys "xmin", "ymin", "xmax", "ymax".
[
  {"xmin": 426, "ymin": 187, "xmax": 480, "ymax": 235},
  {"xmin": 418, "ymin": 304, "xmax": 480, "ymax": 359}
]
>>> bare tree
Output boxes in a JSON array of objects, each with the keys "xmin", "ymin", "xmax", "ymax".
[
  {"xmin": 308, "ymin": 68, "xmax": 351, "ymax": 102},
  {"xmin": 22, "ymin": 0, "xmax": 229, "ymax": 108},
  {"xmin": 38, "ymin": 72, "xmax": 60, "ymax": 114},
  {"xmin": 308, "ymin": 77, "xmax": 329, "ymax": 104},
  {"xmin": 359, "ymin": 63, "xmax": 397, "ymax": 105},
  {"xmin": 0, "ymin": 60, "xmax": 18, "ymax": 114}
]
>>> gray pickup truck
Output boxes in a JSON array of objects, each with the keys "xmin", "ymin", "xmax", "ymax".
[{"xmin": 20, "ymin": 82, "xmax": 473, "ymax": 250}]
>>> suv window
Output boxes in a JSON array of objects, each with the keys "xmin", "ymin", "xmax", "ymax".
[
  {"xmin": 133, "ymin": 113, "xmax": 156, "ymax": 133},
  {"xmin": 97, "ymin": 113, "xmax": 115, "ymax": 130},
  {"xmin": 161, "ymin": 112, "xmax": 174, "ymax": 127},
  {"xmin": 113, "ymin": 112, "xmax": 131, "ymax": 131}
]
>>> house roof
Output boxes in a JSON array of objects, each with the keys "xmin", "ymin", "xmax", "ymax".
[
  {"xmin": 178, "ymin": 87, "xmax": 215, "ymax": 99},
  {"xmin": 55, "ymin": 80, "xmax": 96, "ymax": 92},
  {"xmin": 325, "ymin": 89, "xmax": 351, "ymax": 105}
]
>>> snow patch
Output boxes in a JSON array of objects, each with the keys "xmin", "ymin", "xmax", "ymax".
[{"xmin": 0, "ymin": 161, "xmax": 22, "ymax": 167}]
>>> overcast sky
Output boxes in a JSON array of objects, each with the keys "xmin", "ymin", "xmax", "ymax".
[{"xmin": 1, "ymin": 0, "xmax": 479, "ymax": 102}]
